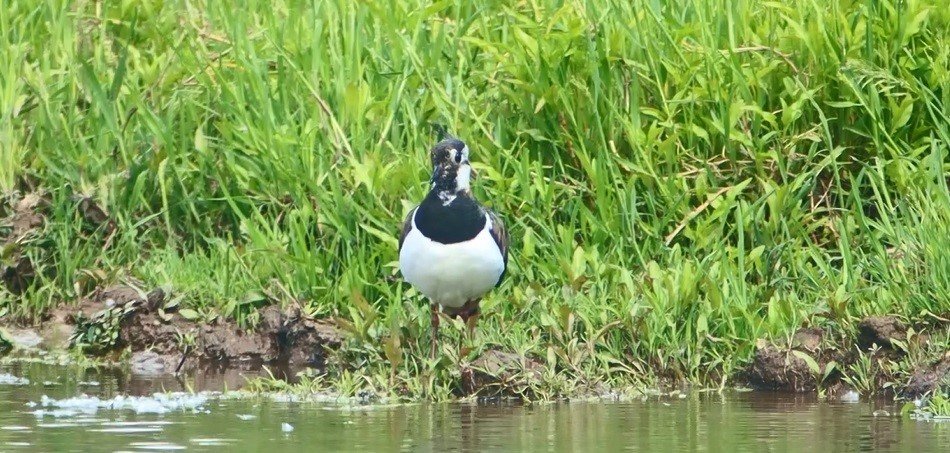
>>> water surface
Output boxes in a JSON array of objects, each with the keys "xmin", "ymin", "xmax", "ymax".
[{"xmin": 1, "ymin": 361, "xmax": 947, "ymax": 452}]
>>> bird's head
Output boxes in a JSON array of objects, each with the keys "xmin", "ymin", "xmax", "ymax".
[{"xmin": 429, "ymin": 137, "xmax": 473, "ymax": 195}]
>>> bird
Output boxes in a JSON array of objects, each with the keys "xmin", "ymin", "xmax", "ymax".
[{"xmin": 398, "ymin": 136, "xmax": 508, "ymax": 359}]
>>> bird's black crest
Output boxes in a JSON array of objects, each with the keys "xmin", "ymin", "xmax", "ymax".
[{"xmin": 430, "ymin": 123, "xmax": 452, "ymax": 141}]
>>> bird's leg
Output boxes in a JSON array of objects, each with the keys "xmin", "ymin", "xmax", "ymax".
[
  {"xmin": 429, "ymin": 303, "xmax": 440, "ymax": 360},
  {"xmin": 465, "ymin": 312, "xmax": 479, "ymax": 344},
  {"xmin": 459, "ymin": 299, "xmax": 481, "ymax": 356}
]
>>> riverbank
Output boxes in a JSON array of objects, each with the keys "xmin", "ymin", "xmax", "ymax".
[{"xmin": 2, "ymin": 280, "xmax": 947, "ymax": 403}]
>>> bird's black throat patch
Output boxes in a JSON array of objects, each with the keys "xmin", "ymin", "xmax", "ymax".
[{"xmin": 414, "ymin": 191, "xmax": 486, "ymax": 244}]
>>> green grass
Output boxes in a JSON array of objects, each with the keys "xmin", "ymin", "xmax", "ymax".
[
  {"xmin": 907, "ymin": 392, "xmax": 950, "ymax": 420},
  {"xmin": 1, "ymin": 0, "xmax": 949, "ymax": 399}
]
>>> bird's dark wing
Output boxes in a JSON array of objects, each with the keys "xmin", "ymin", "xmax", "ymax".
[
  {"xmin": 486, "ymin": 209, "xmax": 509, "ymax": 285},
  {"xmin": 398, "ymin": 207, "xmax": 417, "ymax": 252}
]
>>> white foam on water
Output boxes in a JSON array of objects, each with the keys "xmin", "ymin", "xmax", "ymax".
[
  {"xmin": 281, "ymin": 422, "xmax": 294, "ymax": 432},
  {"xmin": 92, "ymin": 427, "xmax": 164, "ymax": 433},
  {"xmin": 269, "ymin": 393, "xmax": 299, "ymax": 403},
  {"xmin": 128, "ymin": 441, "xmax": 186, "ymax": 450},
  {"xmin": 1, "ymin": 426, "xmax": 31, "ymax": 431},
  {"xmin": 30, "ymin": 392, "xmax": 210, "ymax": 416},
  {"xmin": 0, "ymin": 373, "xmax": 29, "ymax": 385},
  {"xmin": 236, "ymin": 414, "xmax": 256, "ymax": 420},
  {"xmin": 840, "ymin": 390, "xmax": 860, "ymax": 403}
]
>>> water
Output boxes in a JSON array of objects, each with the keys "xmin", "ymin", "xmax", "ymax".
[{"xmin": 1, "ymin": 362, "xmax": 948, "ymax": 452}]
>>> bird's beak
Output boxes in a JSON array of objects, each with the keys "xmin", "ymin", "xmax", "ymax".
[{"xmin": 469, "ymin": 166, "xmax": 477, "ymax": 180}]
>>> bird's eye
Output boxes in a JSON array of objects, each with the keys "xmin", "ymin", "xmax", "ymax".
[{"xmin": 454, "ymin": 151, "xmax": 462, "ymax": 164}]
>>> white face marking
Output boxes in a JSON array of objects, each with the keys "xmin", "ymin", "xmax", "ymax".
[
  {"xmin": 438, "ymin": 191, "xmax": 457, "ymax": 205},
  {"xmin": 455, "ymin": 163, "xmax": 471, "ymax": 191},
  {"xmin": 455, "ymin": 145, "xmax": 471, "ymax": 192},
  {"xmin": 432, "ymin": 146, "xmax": 472, "ymax": 205}
]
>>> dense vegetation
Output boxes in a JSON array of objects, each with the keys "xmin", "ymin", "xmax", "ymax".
[{"xmin": 2, "ymin": 0, "xmax": 948, "ymax": 399}]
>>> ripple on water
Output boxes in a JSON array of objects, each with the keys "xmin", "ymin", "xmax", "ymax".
[
  {"xmin": 127, "ymin": 441, "xmax": 187, "ymax": 450},
  {"xmin": 32, "ymin": 409, "xmax": 91, "ymax": 418},
  {"xmin": 190, "ymin": 438, "xmax": 235, "ymax": 446},
  {"xmin": 36, "ymin": 422, "xmax": 83, "ymax": 428},
  {"xmin": 101, "ymin": 421, "xmax": 178, "ymax": 427},
  {"xmin": 92, "ymin": 426, "xmax": 165, "ymax": 433},
  {"xmin": 84, "ymin": 420, "xmax": 178, "ymax": 433}
]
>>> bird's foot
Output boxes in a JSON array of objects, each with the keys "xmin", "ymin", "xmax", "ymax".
[{"xmin": 429, "ymin": 303, "xmax": 440, "ymax": 360}]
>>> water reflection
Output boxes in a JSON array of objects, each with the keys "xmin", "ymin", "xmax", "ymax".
[{"xmin": 1, "ymin": 362, "xmax": 947, "ymax": 452}]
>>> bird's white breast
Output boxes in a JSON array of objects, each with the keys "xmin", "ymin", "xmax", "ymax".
[{"xmin": 399, "ymin": 214, "xmax": 505, "ymax": 308}]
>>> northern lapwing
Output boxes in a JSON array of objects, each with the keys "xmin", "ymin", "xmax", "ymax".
[{"xmin": 398, "ymin": 137, "xmax": 508, "ymax": 358}]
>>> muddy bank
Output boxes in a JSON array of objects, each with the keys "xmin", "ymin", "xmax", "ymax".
[
  {"xmin": 4, "ymin": 291, "xmax": 947, "ymax": 401},
  {"xmin": 460, "ymin": 349, "xmax": 544, "ymax": 398},
  {"xmin": 3, "ymin": 285, "xmax": 553, "ymax": 399},
  {"xmin": 7, "ymin": 283, "xmax": 345, "ymax": 376},
  {"xmin": 744, "ymin": 316, "xmax": 949, "ymax": 398},
  {"xmin": 0, "ymin": 192, "xmax": 46, "ymax": 294},
  {"xmin": 3, "ymin": 280, "xmax": 947, "ymax": 401}
]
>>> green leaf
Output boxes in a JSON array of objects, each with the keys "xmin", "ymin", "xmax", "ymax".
[
  {"xmin": 826, "ymin": 101, "xmax": 861, "ymax": 108},
  {"xmin": 891, "ymin": 96, "xmax": 914, "ymax": 130},
  {"xmin": 194, "ymin": 125, "xmax": 208, "ymax": 153},
  {"xmin": 822, "ymin": 360, "xmax": 838, "ymax": 381},
  {"xmin": 0, "ymin": 327, "xmax": 13, "ymax": 352},
  {"xmin": 792, "ymin": 350, "xmax": 821, "ymax": 375},
  {"xmin": 360, "ymin": 223, "xmax": 396, "ymax": 248},
  {"xmin": 900, "ymin": 402, "xmax": 917, "ymax": 417},
  {"xmin": 163, "ymin": 296, "xmax": 182, "ymax": 311},
  {"xmin": 179, "ymin": 309, "xmax": 200, "ymax": 321},
  {"xmin": 241, "ymin": 292, "xmax": 266, "ymax": 305},
  {"xmin": 748, "ymin": 245, "xmax": 766, "ymax": 263},
  {"xmin": 383, "ymin": 334, "xmax": 402, "ymax": 368}
]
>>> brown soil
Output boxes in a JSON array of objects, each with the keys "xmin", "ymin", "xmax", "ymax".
[
  {"xmin": 1, "ymin": 191, "xmax": 115, "ymax": 296},
  {"xmin": 1, "ymin": 192, "xmax": 47, "ymax": 294},
  {"xmin": 747, "ymin": 327, "xmax": 843, "ymax": 392},
  {"xmin": 745, "ymin": 318, "xmax": 949, "ymax": 397},
  {"xmin": 902, "ymin": 352, "xmax": 950, "ymax": 398},
  {"xmin": 857, "ymin": 316, "xmax": 907, "ymax": 350},
  {"xmin": 7, "ymin": 192, "xmax": 46, "ymax": 239},
  {"xmin": 42, "ymin": 283, "xmax": 345, "ymax": 374},
  {"xmin": 460, "ymin": 349, "xmax": 543, "ymax": 397}
]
